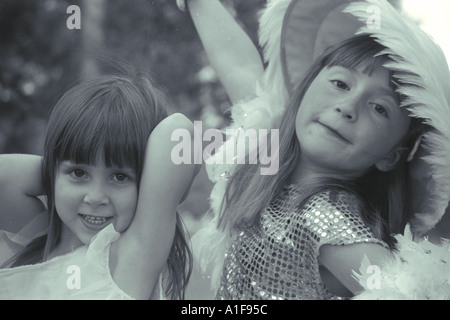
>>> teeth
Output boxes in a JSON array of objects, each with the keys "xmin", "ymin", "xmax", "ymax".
[{"xmin": 82, "ymin": 215, "xmax": 109, "ymax": 225}]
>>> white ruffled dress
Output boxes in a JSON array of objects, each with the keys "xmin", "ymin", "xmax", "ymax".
[{"xmin": 0, "ymin": 216, "xmax": 164, "ymax": 300}]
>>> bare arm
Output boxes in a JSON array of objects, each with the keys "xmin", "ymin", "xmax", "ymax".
[
  {"xmin": 319, "ymin": 243, "xmax": 393, "ymax": 295},
  {"xmin": 183, "ymin": 0, "xmax": 264, "ymax": 103},
  {"xmin": 111, "ymin": 113, "xmax": 198, "ymax": 299},
  {"xmin": 0, "ymin": 154, "xmax": 46, "ymax": 233}
]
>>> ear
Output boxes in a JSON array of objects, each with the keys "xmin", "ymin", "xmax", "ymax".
[{"xmin": 375, "ymin": 146, "xmax": 408, "ymax": 172}]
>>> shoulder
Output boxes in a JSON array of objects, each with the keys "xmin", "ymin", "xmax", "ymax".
[
  {"xmin": 307, "ymin": 188, "xmax": 361, "ymax": 213},
  {"xmin": 305, "ymin": 190, "xmax": 391, "ymax": 295},
  {"xmin": 301, "ymin": 188, "xmax": 387, "ymax": 248},
  {"xmin": 301, "ymin": 188, "xmax": 361, "ymax": 228}
]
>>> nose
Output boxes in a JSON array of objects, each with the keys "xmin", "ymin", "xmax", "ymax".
[
  {"xmin": 334, "ymin": 100, "xmax": 358, "ymax": 121},
  {"xmin": 83, "ymin": 182, "xmax": 109, "ymax": 206}
]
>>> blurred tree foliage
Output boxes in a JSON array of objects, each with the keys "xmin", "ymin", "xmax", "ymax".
[
  {"xmin": 1, "ymin": 0, "xmax": 80, "ymax": 154},
  {"xmin": 0, "ymin": 0, "xmax": 265, "ymax": 155},
  {"xmin": 0, "ymin": 0, "xmax": 401, "ymax": 155}
]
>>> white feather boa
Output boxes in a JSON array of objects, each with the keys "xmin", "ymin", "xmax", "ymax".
[{"xmin": 353, "ymin": 227, "xmax": 450, "ymax": 299}]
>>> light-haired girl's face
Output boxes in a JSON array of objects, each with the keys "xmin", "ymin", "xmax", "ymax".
[
  {"xmin": 54, "ymin": 157, "xmax": 138, "ymax": 246},
  {"xmin": 295, "ymin": 65, "xmax": 411, "ymax": 179}
]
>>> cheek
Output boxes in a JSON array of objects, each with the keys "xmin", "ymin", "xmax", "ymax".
[
  {"xmin": 297, "ymin": 94, "xmax": 314, "ymax": 119},
  {"xmin": 54, "ymin": 177, "xmax": 78, "ymax": 211},
  {"xmin": 358, "ymin": 123, "xmax": 403, "ymax": 157},
  {"xmin": 296, "ymin": 85, "xmax": 325, "ymax": 126},
  {"xmin": 114, "ymin": 187, "xmax": 138, "ymax": 222},
  {"xmin": 295, "ymin": 96, "xmax": 317, "ymax": 141}
]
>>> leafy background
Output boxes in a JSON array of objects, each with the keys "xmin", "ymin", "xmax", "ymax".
[{"xmin": 0, "ymin": 0, "xmax": 267, "ymax": 154}]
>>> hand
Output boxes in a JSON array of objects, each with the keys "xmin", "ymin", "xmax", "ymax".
[{"xmin": 176, "ymin": 0, "xmax": 187, "ymax": 11}]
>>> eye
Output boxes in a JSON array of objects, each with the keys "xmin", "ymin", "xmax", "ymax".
[
  {"xmin": 70, "ymin": 169, "xmax": 87, "ymax": 178},
  {"xmin": 112, "ymin": 173, "xmax": 129, "ymax": 183},
  {"xmin": 331, "ymin": 80, "xmax": 349, "ymax": 91},
  {"xmin": 370, "ymin": 103, "xmax": 388, "ymax": 116}
]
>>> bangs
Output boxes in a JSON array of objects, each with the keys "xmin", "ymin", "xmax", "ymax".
[
  {"xmin": 54, "ymin": 84, "xmax": 150, "ymax": 173},
  {"xmin": 58, "ymin": 112, "xmax": 140, "ymax": 170},
  {"xmin": 326, "ymin": 39, "xmax": 389, "ymax": 76},
  {"xmin": 323, "ymin": 35, "xmax": 399, "ymax": 93}
]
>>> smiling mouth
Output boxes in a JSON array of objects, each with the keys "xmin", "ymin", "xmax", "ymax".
[
  {"xmin": 316, "ymin": 121, "xmax": 351, "ymax": 144},
  {"xmin": 79, "ymin": 214, "xmax": 112, "ymax": 226}
]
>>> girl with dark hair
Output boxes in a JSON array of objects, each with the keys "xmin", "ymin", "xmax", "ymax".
[{"xmin": 0, "ymin": 70, "xmax": 198, "ymax": 299}]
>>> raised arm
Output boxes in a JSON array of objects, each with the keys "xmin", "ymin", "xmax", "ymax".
[
  {"xmin": 111, "ymin": 113, "xmax": 199, "ymax": 299},
  {"xmin": 181, "ymin": 0, "xmax": 264, "ymax": 103},
  {"xmin": 0, "ymin": 154, "xmax": 46, "ymax": 233}
]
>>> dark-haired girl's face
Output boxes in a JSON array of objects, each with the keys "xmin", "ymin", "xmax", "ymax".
[
  {"xmin": 54, "ymin": 156, "xmax": 138, "ymax": 247},
  {"xmin": 294, "ymin": 65, "xmax": 411, "ymax": 179}
]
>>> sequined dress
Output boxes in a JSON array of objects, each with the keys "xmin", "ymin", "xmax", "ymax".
[{"xmin": 215, "ymin": 186, "xmax": 389, "ymax": 300}]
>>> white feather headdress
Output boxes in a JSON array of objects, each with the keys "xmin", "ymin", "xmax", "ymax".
[
  {"xmin": 343, "ymin": 0, "xmax": 450, "ymax": 235},
  {"xmin": 207, "ymin": 0, "xmax": 450, "ymax": 235}
]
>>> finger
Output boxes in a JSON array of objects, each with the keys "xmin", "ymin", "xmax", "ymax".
[{"xmin": 176, "ymin": 0, "xmax": 186, "ymax": 11}]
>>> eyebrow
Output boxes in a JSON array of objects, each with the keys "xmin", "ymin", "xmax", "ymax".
[{"xmin": 334, "ymin": 66, "xmax": 398, "ymax": 99}]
